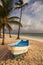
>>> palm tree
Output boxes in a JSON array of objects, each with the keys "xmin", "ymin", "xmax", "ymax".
[
  {"xmin": 15, "ymin": 0, "xmax": 28, "ymax": 39},
  {"xmin": 0, "ymin": 0, "xmax": 22, "ymax": 45},
  {"xmin": 0, "ymin": 0, "xmax": 13, "ymax": 45},
  {"xmin": 0, "ymin": 28, "xmax": 1, "ymax": 38},
  {"xmin": 6, "ymin": 23, "xmax": 12, "ymax": 38},
  {"xmin": 0, "ymin": 23, "xmax": 2, "ymax": 38}
]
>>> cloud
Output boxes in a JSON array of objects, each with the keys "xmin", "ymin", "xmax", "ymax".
[
  {"xmin": 1, "ymin": 0, "xmax": 43, "ymax": 33},
  {"xmin": 23, "ymin": 0, "xmax": 30, "ymax": 4},
  {"xmin": 0, "ymin": 0, "xmax": 3, "ymax": 6},
  {"xmin": 20, "ymin": 0, "xmax": 43, "ymax": 33},
  {"xmin": 10, "ymin": 0, "xmax": 43, "ymax": 33}
]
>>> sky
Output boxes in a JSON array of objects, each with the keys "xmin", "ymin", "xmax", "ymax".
[
  {"xmin": 0, "ymin": 0, "xmax": 43, "ymax": 33},
  {"xmin": 21, "ymin": 0, "xmax": 43, "ymax": 33},
  {"xmin": 11, "ymin": 0, "xmax": 43, "ymax": 33}
]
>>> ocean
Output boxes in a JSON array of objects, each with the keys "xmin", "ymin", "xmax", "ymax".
[{"xmin": 15, "ymin": 33, "xmax": 43, "ymax": 39}]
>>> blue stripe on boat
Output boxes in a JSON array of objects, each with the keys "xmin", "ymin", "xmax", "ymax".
[
  {"xmin": 12, "ymin": 54, "xmax": 21, "ymax": 58},
  {"xmin": 8, "ymin": 40, "xmax": 29, "ymax": 47},
  {"xmin": 14, "ymin": 40, "xmax": 29, "ymax": 46},
  {"xmin": 8, "ymin": 40, "xmax": 21, "ymax": 46}
]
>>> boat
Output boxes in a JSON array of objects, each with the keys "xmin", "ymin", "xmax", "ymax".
[{"xmin": 8, "ymin": 40, "xmax": 30, "ymax": 58}]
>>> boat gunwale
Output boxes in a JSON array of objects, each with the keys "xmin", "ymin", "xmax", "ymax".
[{"xmin": 8, "ymin": 40, "xmax": 30, "ymax": 47}]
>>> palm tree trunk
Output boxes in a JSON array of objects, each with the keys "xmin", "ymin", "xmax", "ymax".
[
  {"xmin": 0, "ymin": 29, "xmax": 1, "ymax": 38},
  {"xmin": 9, "ymin": 29, "xmax": 11, "ymax": 38},
  {"xmin": 17, "ymin": 8, "xmax": 22, "ymax": 39},
  {"xmin": 2, "ymin": 23, "xmax": 5, "ymax": 45}
]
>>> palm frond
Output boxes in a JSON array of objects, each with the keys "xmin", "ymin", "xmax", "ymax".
[
  {"xmin": 14, "ymin": 6, "xmax": 21, "ymax": 9},
  {"xmin": 0, "ymin": 5, "xmax": 5, "ymax": 18},
  {"xmin": 8, "ymin": 20, "xmax": 22, "ymax": 27},
  {"xmin": 1, "ymin": 0, "xmax": 13, "ymax": 16},
  {"xmin": 19, "ymin": 0, "xmax": 23, "ymax": 4},
  {"xmin": 15, "ymin": 0, "xmax": 23, "ymax": 5},
  {"xmin": 21, "ymin": 3, "xmax": 28, "ymax": 8},
  {"xmin": 6, "ymin": 23, "xmax": 12, "ymax": 30},
  {"xmin": 15, "ymin": 2, "xmax": 28, "ymax": 10},
  {"xmin": 0, "ymin": 23, "xmax": 3, "ymax": 29},
  {"xmin": 8, "ymin": 16, "xmax": 20, "ymax": 20}
]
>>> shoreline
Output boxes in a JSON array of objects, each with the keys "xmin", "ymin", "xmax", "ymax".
[
  {"xmin": 20, "ymin": 35, "xmax": 43, "ymax": 42},
  {"xmin": 11, "ymin": 34, "xmax": 43, "ymax": 42},
  {"xmin": 0, "ymin": 34, "xmax": 43, "ymax": 45},
  {"xmin": 1, "ymin": 33, "xmax": 43, "ymax": 43}
]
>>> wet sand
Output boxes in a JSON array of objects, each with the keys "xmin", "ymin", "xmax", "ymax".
[{"xmin": 0, "ymin": 34, "xmax": 43, "ymax": 65}]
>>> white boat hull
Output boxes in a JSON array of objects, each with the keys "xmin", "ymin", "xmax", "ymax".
[{"xmin": 9, "ymin": 46, "xmax": 29, "ymax": 55}]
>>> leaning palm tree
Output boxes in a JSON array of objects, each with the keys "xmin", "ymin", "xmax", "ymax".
[
  {"xmin": 0, "ymin": 0, "xmax": 22, "ymax": 45},
  {"xmin": 0, "ymin": 18, "xmax": 12, "ymax": 38},
  {"xmin": 5, "ymin": 23, "xmax": 12, "ymax": 38},
  {"xmin": 0, "ymin": 27, "xmax": 1, "ymax": 38},
  {"xmin": 6, "ymin": 23, "xmax": 12, "ymax": 38},
  {"xmin": 15, "ymin": 0, "xmax": 28, "ymax": 39},
  {"xmin": 0, "ymin": 0, "xmax": 13, "ymax": 45},
  {"xmin": 0, "ymin": 23, "xmax": 2, "ymax": 38}
]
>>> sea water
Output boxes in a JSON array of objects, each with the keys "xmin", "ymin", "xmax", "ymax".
[{"xmin": 14, "ymin": 33, "xmax": 43, "ymax": 40}]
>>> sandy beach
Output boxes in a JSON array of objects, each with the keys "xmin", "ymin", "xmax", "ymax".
[{"xmin": 0, "ymin": 34, "xmax": 43, "ymax": 65}]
